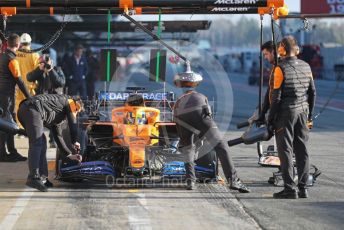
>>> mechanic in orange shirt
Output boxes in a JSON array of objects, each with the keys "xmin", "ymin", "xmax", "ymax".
[{"xmin": 0, "ymin": 34, "xmax": 31, "ymax": 162}]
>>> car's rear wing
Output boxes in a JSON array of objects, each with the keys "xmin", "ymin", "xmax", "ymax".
[{"xmin": 97, "ymin": 91, "xmax": 175, "ymax": 108}]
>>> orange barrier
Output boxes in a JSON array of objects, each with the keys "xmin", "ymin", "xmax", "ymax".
[{"xmin": 0, "ymin": 7, "xmax": 16, "ymax": 16}]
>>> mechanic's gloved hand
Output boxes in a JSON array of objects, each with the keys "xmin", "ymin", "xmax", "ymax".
[
  {"xmin": 73, "ymin": 142, "xmax": 81, "ymax": 153},
  {"xmin": 307, "ymin": 119, "xmax": 313, "ymax": 129},
  {"xmin": 67, "ymin": 154, "xmax": 82, "ymax": 163},
  {"xmin": 267, "ymin": 120, "xmax": 275, "ymax": 136},
  {"xmin": 255, "ymin": 113, "xmax": 266, "ymax": 126},
  {"xmin": 307, "ymin": 114, "xmax": 314, "ymax": 129},
  {"xmin": 17, "ymin": 128, "xmax": 27, "ymax": 136}
]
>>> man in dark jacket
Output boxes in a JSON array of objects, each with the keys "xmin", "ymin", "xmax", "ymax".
[
  {"xmin": 269, "ymin": 36, "xmax": 316, "ymax": 199},
  {"xmin": 257, "ymin": 41, "xmax": 276, "ymax": 123},
  {"xmin": 18, "ymin": 94, "xmax": 82, "ymax": 191},
  {"xmin": 27, "ymin": 54, "xmax": 65, "ymax": 95},
  {"xmin": 0, "ymin": 34, "xmax": 31, "ymax": 162},
  {"xmin": 173, "ymin": 64, "xmax": 250, "ymax": 192},
  {"xmin": 65, "ymin": 45, "xmax": 88, "ymax": 99}
]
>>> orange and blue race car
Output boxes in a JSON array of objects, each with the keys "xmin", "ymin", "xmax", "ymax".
[{"xmin": 56, "ymin": 88, "xmax": 218, "ymax": 183}]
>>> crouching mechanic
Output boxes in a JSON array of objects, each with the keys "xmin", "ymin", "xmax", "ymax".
[
  {"xmin": 269, "ymin": 36, "xmax": 316, "ymax": 199},
  {"xmin": 18, "ymin": 94, "xmax": 83, "ymax": 192},
  {"xmin": 27, "ymin": 54, "xmax": 66, "ymax": 148},
  {"xmin": 173, "ymin": 67, "xmax": 250, "ymax": 192}
]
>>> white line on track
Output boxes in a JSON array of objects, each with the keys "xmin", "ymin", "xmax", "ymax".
[
  {"xmin": 128, "ymin": 192, "xmax": 152, "ymax": 230},
  {"xmin": 0, "ymin": 189, "xmax": 33, "ymax": 230}
]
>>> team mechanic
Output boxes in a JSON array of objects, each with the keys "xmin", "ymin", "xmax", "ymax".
[
  {"xmin": 18, "ymin": 94, "xmax": 83, "ymax": 192},
  {"xmin": 0, "ymin": 34, "xmax": 31, "ymax": 162},
  {"xmin": 15, "ymin": 33, "xmax": 40, "ymax": 128},
  {"xmin": 256, "ymin": 40, "xmax": 276, "ymax": 124},
  {"xmin": 173, "ymin": 67, "xmax": 250, "ymax": 192},
  {"xmin": 27, "ymin": 54, "xmax": 66, "ymax": 149},
  {"xmin": 268, "ymin": 36, "xmax": 316, "ymax": 199}
]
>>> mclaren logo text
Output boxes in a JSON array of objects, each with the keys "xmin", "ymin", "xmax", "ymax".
[
  {"xmin": 211, "ymin": 7, "xmax": 249, "ymax": 12},
  {"xmin": 214, "ymin": 0, "xmax": 258, "ymax": 5}
]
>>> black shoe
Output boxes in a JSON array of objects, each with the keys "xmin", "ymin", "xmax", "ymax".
[
  {"xmin": 43, "ymin": 179, "xmax": 54, "ymax": 188},
  {"xmin": 26, "ymin": 169, "xmax": 48, "ymax": 192},
  {"xmin": 268, "ymin": 176, "xmax": 275, "ymax": 184},
  {"xmin": 26, "ymin": 178, "xmax": 48, "ymax": 192},
  {"xmin": 298, "ymin": 188, "xmax": 308, "ymax": 198},
  {"xmin": 16, "ymin": 134, "xmax": 26, "ymax": 139},
  {"xmin": 186, "ymin": 180, "xmax": 196, "ymax": 190},
  {"xmin": 49, "ymin": 141, "xmax": 56, "ymax": 149},
  {"xmin": 9, "ymin": 151, "xmax": 27, "ymax": 161},
  {"xmin": 0, "ymin": 153, "xmax": 18, "ymax": 162},
  {"xmin": 230, "ymin": 178, "xmax": 251, "ymax": 193},
  {"xmin": 273, "ymin": 189, "xmax": 298, "ymax": 199}
]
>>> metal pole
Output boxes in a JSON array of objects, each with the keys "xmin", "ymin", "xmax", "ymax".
[
  {"xmin": 279, "ymin": 13, "xmax": 344, "ymax": 19},
  {"xmin": 258, "ymin": 14, "xmax": 264, "ymax": 115},
  {"xmin": 122, "ymin": 13, "xmax": 188, "ymax": 62},
  {"xmin": 256, "ymin": 14, "xmax": 264, "ymax": 158},
  {"xmin": 155, "ymin": 8, "xmax": 162, "ymax": 83},
  {"xmin": 271, "ymin": 14, "xmax": 278, "ymax": 66},
  {"xmin": 106, "ymin": 10, "xmax": 111, "ymax": 82}
]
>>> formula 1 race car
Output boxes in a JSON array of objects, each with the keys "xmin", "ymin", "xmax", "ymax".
[{"xmin": 56, "ymin": 88, "xmax": 218, "ymax": 183}]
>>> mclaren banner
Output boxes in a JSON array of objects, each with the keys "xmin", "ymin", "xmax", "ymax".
[{"xmin": 301, "ymin": 0, "xmax": 344, "ymax": 14}]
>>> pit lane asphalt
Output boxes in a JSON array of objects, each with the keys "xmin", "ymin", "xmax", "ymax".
[{"xmin": 0, "ymin": 72, "xmax": 343, "ymax": 230}]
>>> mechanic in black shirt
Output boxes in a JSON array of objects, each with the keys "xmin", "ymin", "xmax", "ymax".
[
  {"xmin": 269, "ymin": 36, "xmax": 316, "ymax": 199},
  {"xmin": 0, "ymin": 34, "xmax": 31, "ymax": 162},
  {"xmin": 27, "ymin": 54, "xmax": 66, "ymax": 149},
  {"xmin": 173, "ymin": 66, "xmax": 250, "ymax": 192},
  {"xmin": 18, "ymin": 94, "xmax": 82, "ymax": 192}
]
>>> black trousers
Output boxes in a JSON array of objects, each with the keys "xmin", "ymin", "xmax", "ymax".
[
  {"xmin": 67, "ymin": 80, "xmax": 87, "ymax": 100},
  {"xmin": 275, "ymin": 110, "xmax": 310, "ymax": 190},
  {"xmin": 0, "ymin": 94, "xmax": 17, "ymax": 157},
  {"xmin": 175, "ymin": 110, "xmax": 237, "ymax": 182},
  {"xmin": 86, "ymin": 79, "xmax": 95, "ymax": 99},
  {"xmin": 17, "ymin": 102, "xmax": 48, "ymax": 177},
  {"xmin": 49, "ymin": 130, "xmax": 55, "ymax": 144}
]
